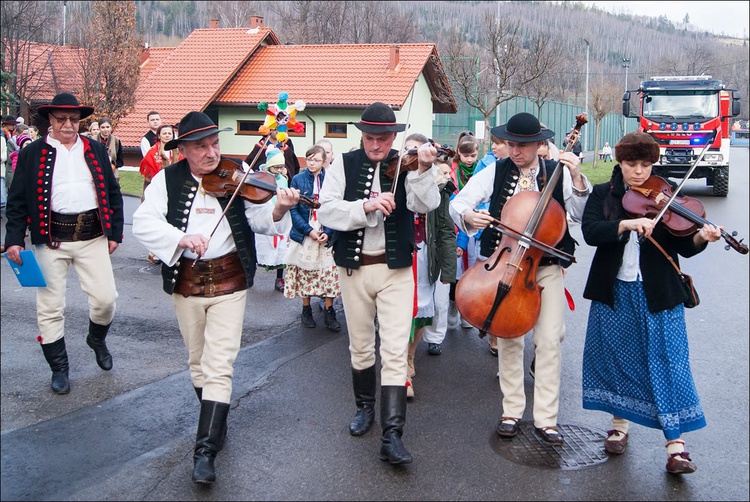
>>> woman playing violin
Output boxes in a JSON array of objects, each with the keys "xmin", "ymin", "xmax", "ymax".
[{"xmin": 580, "ymin": 132, "xmax": 722, "ymax": 475}]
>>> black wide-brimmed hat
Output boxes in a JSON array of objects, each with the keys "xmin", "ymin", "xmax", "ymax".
[
  {"xmin": 491, "ymin": 112, "xmax": 554, "ymax": 143},
  {"xmin": 2, "ymin": 115, "xmax": 18, "ymax": 126},
  {"xmin": 37, "ymin": 93, "xmax": 95, "ymax": 120},
  {"xmin": 164, "ymin": 111, "xmax": 232, "ymax": 150},
  {"xmin": 352, "ymin": 102, "xmax": 406, "ymax": 133}
]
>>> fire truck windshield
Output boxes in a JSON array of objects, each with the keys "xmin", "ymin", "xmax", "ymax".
[{"xmin": 642, "ymin": 92, "xmax": 718, "ymax": 121}]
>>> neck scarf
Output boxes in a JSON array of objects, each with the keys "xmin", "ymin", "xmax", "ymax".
[{"xmin": 457, "ymin": 161, "xmax": 475, "ymax": 190}]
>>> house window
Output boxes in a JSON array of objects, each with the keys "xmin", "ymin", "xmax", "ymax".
[
  {"xmin": 325, "ymin": 122, "xmax": 348, "ymax": 138},
  {"xmin": 237, "ymin": 120, "xmax": 264, "ymax": 135},
  {"xmin": 236, "ymin": 120, "xmax": 306, "ymax": 137}
]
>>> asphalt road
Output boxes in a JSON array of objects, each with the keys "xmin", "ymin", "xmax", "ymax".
[{"xmin": 1, "ymin": 148, "xmax": 748, "ymax": 501}]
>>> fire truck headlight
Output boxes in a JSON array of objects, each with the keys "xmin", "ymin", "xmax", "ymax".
[{"xmin": 704, "ymin": 154, "xmax": 723, "ymax": 162}]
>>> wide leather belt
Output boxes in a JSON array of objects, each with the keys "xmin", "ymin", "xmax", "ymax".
[
  {"xmin": 359, "ymin": 253, "xmax": 387, "ymax": 266},
  {"xmin": 50, "ymin": 209, "xmax": 103, "ymax": 242},
  {"xmin": 174, "ymin": 251, "xmax": 247, "ymax": 298}
]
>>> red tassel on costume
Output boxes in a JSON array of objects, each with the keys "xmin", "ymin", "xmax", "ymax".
[{"xmin": 564, "ymin": 287, "xmax": 575, "ymax": 311}]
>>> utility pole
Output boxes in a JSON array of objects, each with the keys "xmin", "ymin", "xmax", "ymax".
[
  {"xmin": 584, "ymin": 39, "xmax": 590, "ymax": 152},
  {"xmin": 622, "ymin": 57, "xmax": 631, "ymax": 135},
  {"xmin": 62, "ymin": 1, "xmax": 68, "ymax": 46}
]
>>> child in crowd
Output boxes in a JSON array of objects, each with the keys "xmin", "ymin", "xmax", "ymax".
[
  {"xmin": 254, "ymin": 148, "xmax": 291, "ymax": 291},
  {"xmin": 405, "ymin": 133, "xmax": 457, "ymax": 398},
  {"xmin": 284, "ymin": 145, "xmax": 341, "ymax": 331}
]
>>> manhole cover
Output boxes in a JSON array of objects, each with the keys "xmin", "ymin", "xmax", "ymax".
[
  {"xmin": 138, "ymin": 263, "xmax": 161, "ymax": 275},
  {"xmin": 490, "ymin": 422, "xmax": 608, "ymax": 470}
]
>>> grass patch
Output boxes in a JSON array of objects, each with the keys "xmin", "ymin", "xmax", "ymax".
[
  {"xmin": 119, "ymin": 170, "xmax": 144, "ymax": 198},
  {"xmin": 580, "ymin": 161, "xmax": 615, "ymax": 186}
]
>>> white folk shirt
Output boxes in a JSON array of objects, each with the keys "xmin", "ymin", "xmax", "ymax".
[
  {"xmin": 132, "ymin": 167, "xmax": 291, "ymax": 267},
  {"xmin": 47, "ymin": 134, "xmax": 99, "ymax": 213},
  {"xmin": 317, "ymin": 153, "xmax": 440, "ymax": 254},
  {"xmin": 449, "ymin": 159, "xmax": 592, "ymax": 237}
]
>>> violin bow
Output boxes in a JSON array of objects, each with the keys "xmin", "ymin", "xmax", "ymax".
[
  {"xmin": 193, "ymin": 139, "xmax": 270, "ymax": 267},
  {"xmin": 650, "ymin": 129, "xmax": 717, "ymax": 228},
  {"xmin": 389, "ymin": 78, "xmax": 419, "ymax": 196}
]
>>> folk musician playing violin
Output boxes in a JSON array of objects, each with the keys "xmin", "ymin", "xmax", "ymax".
[
  {"xmin": 449, "ymin": 112, "xmax": 592, "ymax": 446},
  {"xmin": 317, "ymin": 102, "xmax": 440, "ymax": 466},
  {"xmin": 580, "ymin": 131, "xmax": 721, "ymax": 475},
  {"xmin": 132, "ymin": 111, "xmax": 299, "ymax": 485}
]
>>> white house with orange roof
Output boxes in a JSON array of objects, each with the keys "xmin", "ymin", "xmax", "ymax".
[{"xmin": 5, "ymin": 17, "xmax": 457, "ymax": 168}]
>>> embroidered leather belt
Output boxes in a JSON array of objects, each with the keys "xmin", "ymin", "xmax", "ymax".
[
  {"xmin": 50, "ymin": 209, "xmax": 103, "ymax": 242},
  {"xmin": 539, "ymin": 257, "xmax": 560, "ymax": 267},
  {"xmin": 359, "ymin": 253, "xmax": 387, "ymax": 266},
  {"xmin": 174, "ymin": 251, "xmax": 247, "ymax": 298}
]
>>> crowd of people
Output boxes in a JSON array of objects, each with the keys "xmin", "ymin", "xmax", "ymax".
[{"xmin": 2, "ymin": 93, "xmax": 725, "ymax": 485}]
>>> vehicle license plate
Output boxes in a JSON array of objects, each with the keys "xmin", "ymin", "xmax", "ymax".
[{"xmin": 669, "ymin": 140, "xmax": 691, "ymax": 145}]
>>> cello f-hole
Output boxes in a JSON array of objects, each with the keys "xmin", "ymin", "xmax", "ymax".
[{"xmin": 485, "ymin": 246, "xmax": 511, "ymax": 271}]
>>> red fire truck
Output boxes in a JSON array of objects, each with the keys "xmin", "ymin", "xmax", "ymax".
[{"xmin": 622, "ymin": 76, "xmax": 741, "ymax": 196}]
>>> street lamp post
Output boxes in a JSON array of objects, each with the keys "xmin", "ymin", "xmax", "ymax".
[
  {"xmin": 622, "ymin": 57, "xmax": 631, "ymax": 135},
  {"xmin": 584, "ymin": 39, "xmax": 590, "ymax": 153}
]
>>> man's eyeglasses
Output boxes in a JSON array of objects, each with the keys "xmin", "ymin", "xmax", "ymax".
[{"xmin": 50, "ymin": 115, "xmax": 81, "ymax": 124}]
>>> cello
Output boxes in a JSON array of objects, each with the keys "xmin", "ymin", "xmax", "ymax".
[{"xmin": 455, "ymin": 114, "xmax": 587, "ymax": 339}]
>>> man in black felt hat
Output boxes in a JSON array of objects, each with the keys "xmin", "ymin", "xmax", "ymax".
[
  {"xmin": 4, "ymin": 92, "xmax": 124, "ymax": 396},
  {"xmin": 317, "ymin": 101, "xmax": 440, "ymax": 465},
  {"xmin": 132, "ymin": 111, "xmax": 300, "ymax": 485},
  {"xmin": 449, "ymin": 112, "xmax": 592, "ymax": 446}
]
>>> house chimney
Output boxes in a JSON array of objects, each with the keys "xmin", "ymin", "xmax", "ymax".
[
  {"xmin": 250, "ymin": 16, "xmax": 264, "ymax": 29},
  {"xmin": 389, "ymin": 45, "xmax": 400, "ymax": 71},
  {"xmin": 210, "ymin": 19, "xmax": 219, "ymax": 29},
  {"xmin": 140, "ymin": 43, "xmax": 150, "ymax": 65}
]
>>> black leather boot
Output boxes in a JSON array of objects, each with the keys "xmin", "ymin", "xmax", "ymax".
[
  {"xmin": 86, "ymin": 320, "xmax": 113, "ymax": 371},
  {"xmin": 324, "ymin": 306, "xmax": 341, "ymax": 332},
  {"xmin": 301, "ymin": 305, "xmax": 316, "ymax": 328},
  {"xmin": 349, "ymin": 365, "xmax": 376, "ymax": 436},
  {"xmin": 379, "ymin": 385, "xmax": 412, "ymax": 464},
  {"xmin": 192, "ymin": 400, "xmax": 230, "ymax": 484},
  {"xmin": 41, "ymin": 338, "xmax": 70, "ymax": 395},
  {"xmin": 193, "ymin": 387, "xmax": 228, "ymax": 451}
]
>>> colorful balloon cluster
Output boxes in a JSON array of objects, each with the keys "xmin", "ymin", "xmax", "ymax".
[{"xmin": 258, "ymin": 92, "xmax": 306, "ymax": 143}]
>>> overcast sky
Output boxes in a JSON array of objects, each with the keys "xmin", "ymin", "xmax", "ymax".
[{"xmin": 579, "ymin": 1, "xmax": 749, "ymax": 39}]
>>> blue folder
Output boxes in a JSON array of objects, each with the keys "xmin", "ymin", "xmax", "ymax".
[{"xmin": 4, "ymin": 250, "xmax": 47, "ymax": 287}]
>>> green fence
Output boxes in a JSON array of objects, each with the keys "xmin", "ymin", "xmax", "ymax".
[{"xmin": 433, "ymin": 95, "xmax": 638, "ymax": 156}]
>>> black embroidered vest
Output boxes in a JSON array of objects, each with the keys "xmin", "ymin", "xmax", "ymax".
[
  {"xmin": 331, "ymin": 149, "xmax": 414, "ymax": 269},
  {"xmin": 479, "ymin": 157, "xmax": 577, "ymax": 265},
  {"xmin": 160, "ymin": 159, "xmax": 257, "ymax": 294}
]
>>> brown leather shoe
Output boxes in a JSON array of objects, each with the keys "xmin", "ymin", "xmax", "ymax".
[
  {"xmin": 535, "ymin": 426, "xmax": 564, "ymax": 445},
  {"xmin": 604, "ymin": 429, "xmax": 628, "ymax": 455},
  {"xmin": 496, "ymin": 417, "xmax": 520, "ymax": 438},
  {"xmin": 666, "ymin": 452, "xmax": 697, "ymax": 474}
]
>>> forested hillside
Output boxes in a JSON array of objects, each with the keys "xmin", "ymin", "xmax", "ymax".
[{"xmin": 5, "ymin": 0, "xmax": 749, "ymax": 114}]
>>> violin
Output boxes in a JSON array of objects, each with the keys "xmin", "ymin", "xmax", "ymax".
[
  {"xmin": 201, "ymin": 158, "xmax": 319, "ymax": 209},
  {"xmin": 455, "ymin": 113, "xmax": 587, "ymax": 339},
  {"xmin": 385, "ymin": 141, "xmax": 456, "ymax": 179},
  {"xmin": 622, "ymin": 175, "xmax": 747, "ymax": 254}
]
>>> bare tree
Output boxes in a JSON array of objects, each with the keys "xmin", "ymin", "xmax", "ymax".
[
  {"xmin": 206, "ymin": 1, "xmax": 263, "ymax": 28},
  {"xmin": 0, "ymin": 1, "xmax": 59, "ymax": 117},
  {"xmin": 657, "ymin": 38, "xmax": 716, "ymax": 76},
  {"xmin": 442, "ymin": 14, "xmax": 562, "ymax": 151},
  {"xmin": 588, "ymin": 77, "xmax": 621, "ymax": 168},
  {"xmin": 81, "ymin": 1, "xmax": 141, "ymax": 126}
]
